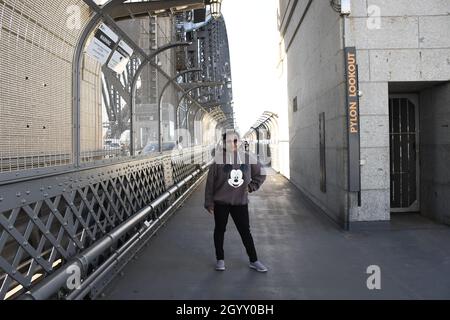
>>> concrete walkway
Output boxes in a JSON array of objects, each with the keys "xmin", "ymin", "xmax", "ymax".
[{"xmin": 102, "ymin": 173, "xmax": 450, "ymax": 299}]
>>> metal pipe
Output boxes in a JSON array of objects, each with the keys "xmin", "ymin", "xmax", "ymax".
[
  {"xmin": 20, "ymin": 159, "xmax": 213, "ymax": 300},
  {"xmin": 69, "ymin": 169, "xmax": 208, "ymax": 300}
]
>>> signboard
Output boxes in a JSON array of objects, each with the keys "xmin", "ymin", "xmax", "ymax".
[
  {"xmin": 108, "ymin": 40, "xmax": 134, "ymax": 74},
  {"xmin": 86, "ymin": 23, "xmax": 118, "ymax": 65},
  {"xmin": 344, "ymin": 47, "xmax": 361, "ymax": 192},
  {"xmin": 341, "ymin": 0, "xmax": 351, "ymax": 15}
]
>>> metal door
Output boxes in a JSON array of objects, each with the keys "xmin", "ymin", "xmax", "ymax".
[{"xmin": 389, "ymin": 94, "xmax": 420, "ymax": 212}]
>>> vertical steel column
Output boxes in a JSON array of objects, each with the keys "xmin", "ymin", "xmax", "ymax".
[
  {"xmin": 194, "ymin": 107, "xmax": 203, "ymax": 145},
  {"xmin": 72, "ymin": 13, "xmax": 103, "ymax": 167}
]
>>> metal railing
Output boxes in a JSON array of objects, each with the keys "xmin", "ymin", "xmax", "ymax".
[{"xmin": 0, "ymin": 145, "xmax": 213, "ymax": 300}]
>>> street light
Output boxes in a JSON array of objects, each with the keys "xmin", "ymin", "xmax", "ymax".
[{"xmin": 210, "ymin": 0, "xmax": 222, "ymax": 20}]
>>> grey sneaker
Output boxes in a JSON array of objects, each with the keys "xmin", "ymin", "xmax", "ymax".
[
  {"xmin": 215, "ymin": 260, "xmax": 225, "ymax": 271},
  {"xmin": 249, "ymin": 261, "xmax": 268, "ymax": 272}
]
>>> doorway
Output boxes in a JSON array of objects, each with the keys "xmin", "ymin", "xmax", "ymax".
[{"xmin": 389, "ymin": 94, "xmax": 420, "ymax": 212}]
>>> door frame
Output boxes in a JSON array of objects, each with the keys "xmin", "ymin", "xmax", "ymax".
[{"xmin": 389, "ymin": 93, "xmax": 420, "ymax": 213}]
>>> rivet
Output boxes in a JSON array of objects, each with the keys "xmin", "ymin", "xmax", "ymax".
[
  {"xmin": 21, "ymin": 199, "xmax": 26, "ymax": 204},
  {"xmin": 0, "ymin": 197, "xmax": 3, "ymax": 202},
  {"xmin": 8, "ymin": 225, "xmax": 13, "ymax": 230},
  {"xmin": 26, "ymin": 191, "xmax": 31, "ymax": 195},
  {"xmin": 16, "ymin": 193, "xmax": 21, "ymax": 197},
  {"xmin": 48, "ymin": 186, "xmax": 52, "ymax": 189}
]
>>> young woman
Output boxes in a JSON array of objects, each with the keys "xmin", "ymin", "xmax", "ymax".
[{"xmin": 204, "ymin": 131, "xmax": 268, "ymax": 272}]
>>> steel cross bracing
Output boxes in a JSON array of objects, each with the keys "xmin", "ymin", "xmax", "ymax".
[{"xmin": 0, "ymin": 146, "xmax": 212, "ymax": 300}]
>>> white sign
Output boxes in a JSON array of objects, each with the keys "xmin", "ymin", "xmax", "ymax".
[
  {"xmin": 108, "ymin": 40, "xmax": 134, "ymax": 74},
  {"xmin": 341, "ymin": 0, "xmax": 352, "ymax": 15},
  {"xmin": 86, "ymin": 23, "xmax": 118, "ymax": 65}
]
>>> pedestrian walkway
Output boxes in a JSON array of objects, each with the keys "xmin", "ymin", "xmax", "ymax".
[{"xmin": 102, "ymin": 173, "xmax": 450, "ymax": 299}]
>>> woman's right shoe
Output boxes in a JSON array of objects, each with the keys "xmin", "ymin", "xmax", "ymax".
[
  {"xmin": 215, "ymin": 259, "xmax": 225, "ymax": 271},
  {"xmin": 249, "ymin": 260, "xmax": 268, "ymax": 272}
]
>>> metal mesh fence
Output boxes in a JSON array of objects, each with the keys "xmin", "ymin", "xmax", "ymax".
[{"xmin": 0, "ymin": 0, "xmax": 91, "ymax": 173}]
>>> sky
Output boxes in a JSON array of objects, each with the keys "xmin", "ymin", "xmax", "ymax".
[{"xmin": 221, "ymin": 0, "xmax": 283, "ymax": 135}]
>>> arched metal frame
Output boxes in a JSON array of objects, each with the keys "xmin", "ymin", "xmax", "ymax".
[
  {"xmin": 175, "ymin": 83, "xmax": 224, "ymax": 133},
  {"xmin": 158, "ymin": 68, "xmax": 202, "ymax": 152},
  {"xmin": 129, "ymin": 42, "xmax": 192, "ymax": 154},
  {"xmin": 244, "ymin": 112, "xmax": 279, "ymax": 158},
  {"xmin": 75, "ymin": 0, "xmax": 219, "ymax": 161}
]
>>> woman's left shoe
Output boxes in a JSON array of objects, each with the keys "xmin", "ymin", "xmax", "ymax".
[
  {"xmin": 215, "ymin": 260, "xmax": 226, "ymax": 271},
  {"xmin": 249, "ymin": 261, "xmax": 268, "ymax": 272}
]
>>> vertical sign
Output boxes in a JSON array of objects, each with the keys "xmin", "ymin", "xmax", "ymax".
[
  {"xmin": 108, "ymin": 40, "xmax": 134, "ymax": 74},
  {"xmin": 345, "ymin": 47, "xmax": 361, "ymax": 192},
  {"xmin": 86, "ymin": 23, "xmax": 118, "ymax": 65}
]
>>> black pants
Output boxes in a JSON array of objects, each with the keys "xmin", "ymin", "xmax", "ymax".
[{"xmin": 213, "ymin": 202, "xmax": 258, "ymax": 263}]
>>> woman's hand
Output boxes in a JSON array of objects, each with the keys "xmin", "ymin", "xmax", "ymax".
[{"xmin": 207, "ymin": 207, "xmax": 214, "ymax": 215}]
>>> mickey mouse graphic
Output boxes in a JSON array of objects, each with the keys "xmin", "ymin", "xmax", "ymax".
[
  {"xmin": 224, "ymin": 164, "xmax": 247, "ymax": 188},
  {"xmin": 228, "ymin": 169, "xmax": 244, "ymax": 188}
]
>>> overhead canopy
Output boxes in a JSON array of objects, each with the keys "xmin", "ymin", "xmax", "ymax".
[{"xmin": 244, "ymin": 111, "xmax": 278, "ymax": 138}]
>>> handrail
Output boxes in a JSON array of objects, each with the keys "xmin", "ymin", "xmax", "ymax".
[{"xmin": 20, "ymin": 159, "xmax": 213, "ymax": 300}]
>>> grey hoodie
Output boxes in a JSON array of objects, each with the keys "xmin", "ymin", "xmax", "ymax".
[{"xmin": 204, "ymin": 148, "xmax": 266, "ymax": 209}]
